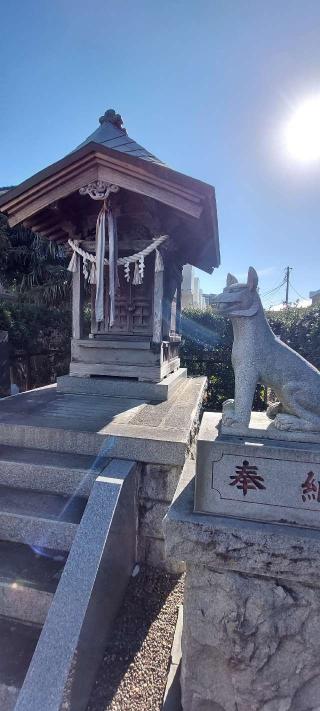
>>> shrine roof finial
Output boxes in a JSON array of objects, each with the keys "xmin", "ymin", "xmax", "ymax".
[
  {"xmin": 73, "ymin": 106, "xmax": 165, "ymax": 167},
  {"xmin": 99, "ymin": 109, "xmax": 125, "ymax": 132}
]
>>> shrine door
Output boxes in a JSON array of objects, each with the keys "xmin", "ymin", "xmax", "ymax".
[{"xmin": 91, "ymin": 255, "xmax": 154, "ymax": 336}]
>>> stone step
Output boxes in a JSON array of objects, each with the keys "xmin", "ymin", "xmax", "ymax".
[
  {"xmin": 0, "ymin": 445, "xmax": 104, "ymax": 496},
  {"xmin": 0, "ymin": 540, "xmax": 67, "ymax": 625},
  {"xmin": 0, "ymin": 485, "xmax": 86, "ymax": 521},
  {"xmin": 0, "ymin": 616, "xmax": 40, "ymax": 711},
  {"xmin": 0, "ymin": 422, "xmax": 111, "ymax": 456},
  {"xmin": 0, "ymin": 485, "xmax": 86, "ymax": 551}
]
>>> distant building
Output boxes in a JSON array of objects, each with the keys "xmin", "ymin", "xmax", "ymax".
[
  {"xmin": 193, "ymin": 277, "xmax": 200, "ymax": 307},
  {"xmin": 181, "ymin": 264, "xmax": 194, "ymax": 309},
  {"xmin": 181, "ymin": 265, "xmax": 206, "ymax": 310},
  {"xmin": 310, "ymin": 289, "xmax": 320, "ymax": 306},
  {"xmin": 203, "ymin": 293, "xmax": 217, "ymax": 307}
]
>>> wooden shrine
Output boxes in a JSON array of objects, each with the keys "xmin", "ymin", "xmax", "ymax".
[{"xmin": 0, "ymin": 109, "xmax": 220, "ymax": 383}]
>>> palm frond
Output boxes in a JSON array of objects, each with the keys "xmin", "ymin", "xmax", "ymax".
[{"xmin": 0, "ymin": 217, "xmax": 71, "ymax": 307}]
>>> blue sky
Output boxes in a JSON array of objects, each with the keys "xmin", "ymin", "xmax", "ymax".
[{"xmin": 1, "ymin": 0, "xmax": 320, "ymax": 306}]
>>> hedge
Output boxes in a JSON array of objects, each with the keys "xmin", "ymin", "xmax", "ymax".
[
  {"xmin": 1, "ymin": 298, "xmax": 319, "ymax": 403},
  {"xmin": 180, "ymin": 304, "xmax": 320, "ymax": 410},
  {"xmin": 0, "ymin": 299, "xmax": 71, "ymax": 390}
]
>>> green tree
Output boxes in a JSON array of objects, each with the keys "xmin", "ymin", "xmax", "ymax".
[{"xmin": 0, "ymin": 214, "xmax": 70, "ymax": 306}]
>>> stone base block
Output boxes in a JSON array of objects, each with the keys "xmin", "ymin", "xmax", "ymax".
[
  {"xmin": 164, "ymin": 464, "xmax": 320, "ymax": 711},
  {"xmin": 182, "ymin": 564, "xmax": 320, "ymax": 711},
  {"xmin": 137, "ymin": 461, "xmax": 185, "ymax": 574},
  {"xmin": 140, "ymin": 499, "xmax": 169, "ymax": 540},
  {"xmin": 139, "ymin": 463, "xmax": 182, "ymax": 502},
  {"xmin": 196, "ymin": 412, "xmax": 320, "ymax": 530},
  {"xmin": 57, "ymin": 368, "xmax": 187, "ymax": 402},
  {"xmin": 221, "ymin": 410, "xmax": 320, "ymax": 445},
  {"xmin": 69, "ymin": 338, "xmax": 180, "ymax": 383},
  {"xmin": 138, "ymin": 534, "xmax": 185, "ymax": 575}
]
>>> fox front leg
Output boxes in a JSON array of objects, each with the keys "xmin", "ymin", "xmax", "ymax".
[
  {"xmin": 234, "ymin": 368, "xmax": 257, "ymax": 425},
  {"xmin": 223, "ymin": 369, "xmax": 256, "ymax": 428}
]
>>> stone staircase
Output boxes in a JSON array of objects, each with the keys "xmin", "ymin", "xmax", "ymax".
[
  {"xmin": 0, "ymin": 376, "xmax": 205, "ymax": 709},
  {"xmin": 0, "ymin": 444, "xmax": 103, "ymax": 710}
]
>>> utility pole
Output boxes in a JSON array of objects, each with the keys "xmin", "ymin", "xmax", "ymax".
[{"xmin": 284, "ymin": 266, "xmax": 292, "ymax": 307}]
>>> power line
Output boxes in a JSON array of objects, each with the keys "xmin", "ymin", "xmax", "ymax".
[
  {"xmin": 259, "ymin": 269, "xmax": 309, "ymax": 307},
  {"xmin": 261, "ymin": 279, "xmax": 286, "ymax": 297},
  {"xmin": 262, "ymin": 284, "xmax": 284, "ymax": 297},
  {"xmin": 288, "ymin": 280, "xmax": 308, "ymax": 302},
  {"xmin": 263, "ymin": 290, "xmax": 284, "ymax": 302}
]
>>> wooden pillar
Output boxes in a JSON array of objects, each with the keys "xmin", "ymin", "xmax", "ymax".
[
  {"xmin": 90, "ymin": 284, "xmax": 98, "ymax": 336},
  {"xmin": 152, "ymin": 255, "xmax": 164, "ymax": 343},
  {"xmin": 162, "ymin": 265, "xmax": 171, "ymax": 341},
  {"xmin": 176, "ymin": 277, "xmax": 182, "ymax": 335},
  {"xmin": 0, "ymin": 331, "xmax": 10, "ymax": 397},
  {"xmin": 72, "ymin": 253, "xmax": 84, "ymax": 339}
]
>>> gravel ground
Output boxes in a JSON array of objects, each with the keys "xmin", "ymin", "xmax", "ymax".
[{"xmin": 87, "ymin": 566, "xmax": 184, "ymax": 711}]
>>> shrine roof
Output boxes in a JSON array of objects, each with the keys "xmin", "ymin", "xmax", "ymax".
[
  {"xmin": 0, "ymin": 109, "xmax": 220, "ymax": 273},
  {"xmin": 74, "ymin": 109, "xmax": 165, "ymax": 167}
]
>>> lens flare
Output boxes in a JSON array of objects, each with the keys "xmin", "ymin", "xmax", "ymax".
[{"xmin": 285, "ymin": 96, "xmax": 320, "ymax": 163}]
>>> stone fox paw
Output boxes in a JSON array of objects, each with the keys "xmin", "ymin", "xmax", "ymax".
[
  {"xmin": 222, "ymin": 399, "xmax": 235, "ymax": 412},
  {"xmin": 266, "ymin": 401, "xmax": 283, "ymax": 420},
  {"xmin": 222, "ymin": 400, "xmax": 246, "ymax": 428},
  {"xmin": 273, "ymin": 414, "xmax": 320, "ymax": 432}
]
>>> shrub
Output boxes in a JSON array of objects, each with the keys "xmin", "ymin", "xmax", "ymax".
[{"xmin": 0, "ymin": 299, "xmax": 71, "ymax": 390}]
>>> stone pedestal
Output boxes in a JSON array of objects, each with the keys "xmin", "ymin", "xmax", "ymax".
[
  {"xmin": 164, "ymin": 417, "xmax": 320, "ymax": 710},
  {"xmin": 195, "ymin": 412, "xmax": 320, "ymax": 529}
]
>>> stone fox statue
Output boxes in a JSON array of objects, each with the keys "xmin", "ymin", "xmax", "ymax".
[{"xmin": 214, "ymin": 267, "xmax": 320, "ymax": 432}]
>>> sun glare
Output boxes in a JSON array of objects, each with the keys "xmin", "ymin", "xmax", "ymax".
[{"xmin": 285, "ymin": 96, "xmax": 320, "ymax": 163}]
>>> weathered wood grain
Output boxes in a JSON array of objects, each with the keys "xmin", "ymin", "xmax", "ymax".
[
  {"xmin": 72, "ymin": 256, "xmax": 84, "ymax": 340},
  {"xmin": 152, "ymin": 261, "xmax": 163, "ymax": 344}
]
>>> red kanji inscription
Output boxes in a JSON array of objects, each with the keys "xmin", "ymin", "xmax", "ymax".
[
  {"xmin": 229, "ymin": 460, "xmax": 266, "ymax": 497},
  {"xmin": 301, "ymin": 471, "xmax": 320, "ymax": 502}
]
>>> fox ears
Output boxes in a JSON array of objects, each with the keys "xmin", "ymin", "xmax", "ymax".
[
  {"xmin": 247, "ymin": 267, "xmax": 258, "ymax": 291},
  {"xmin": 226, "ymin": 273, "xmax": 238, "ymax": 286},
  {"xmin": 226, "ymin": 267, "xmax": 258, "ymax": 291}
]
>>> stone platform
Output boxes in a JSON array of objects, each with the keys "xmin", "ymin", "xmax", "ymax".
[{"xmin": 0, "ymin": 375, "xmax": 205, "ymax": 465}]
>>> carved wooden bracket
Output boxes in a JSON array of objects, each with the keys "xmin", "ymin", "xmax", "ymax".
[{"xmin": 79, "ymin": 181, "xmax": 119, "ymax": 201}]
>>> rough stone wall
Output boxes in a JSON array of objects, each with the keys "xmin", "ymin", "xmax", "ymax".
[
  {"xmin": 138, "ymin": 463, "xmax": 184, "ymax": 573},
  {"xmin": 181, "ymin": 563, "xmax": 320, "ymax": 711},
  {"xmin": 137, "ymin": 377, "xmax": 205, "ymax": 573}
]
